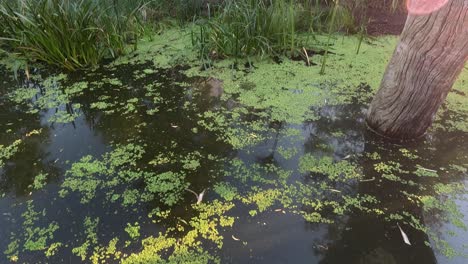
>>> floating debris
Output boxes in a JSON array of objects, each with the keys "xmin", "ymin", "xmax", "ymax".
[
  {"xmin": 186, "ymin": 188, "xmax": 206, "ymax": 205},
  {"xmin": 397, "ymin": 223, "xmax": 411, "ymax": 246}
]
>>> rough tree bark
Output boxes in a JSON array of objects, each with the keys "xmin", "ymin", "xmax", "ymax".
[{"xmin": 366, "ymin": 0, "xmax": 468, "ymax": 140}]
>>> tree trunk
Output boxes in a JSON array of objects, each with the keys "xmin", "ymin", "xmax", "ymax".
[{"xmin": 366, "ymin": 0, "xmax": 468, "ymax": 140}]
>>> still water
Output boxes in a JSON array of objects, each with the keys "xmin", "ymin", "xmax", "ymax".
[{"xmin": 0, "ymin": 60, "xmax": 466, "ymax": 263}]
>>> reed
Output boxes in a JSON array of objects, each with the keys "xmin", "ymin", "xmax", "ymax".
[
  {"xmin": 192, "ymin": 0, "xmax": 311, "ymax": 60},
  {"xmin": 320, "ymin": 0, "xmax": 339, "ymax": 75},
  {"xmin": 0, "ymin": 0, "xmax": 144, "ymax": 70}
]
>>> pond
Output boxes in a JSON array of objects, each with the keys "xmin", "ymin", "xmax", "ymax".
[{"xmin": 0, "ymin": 30, "xmax": 467, "ymax": 264}]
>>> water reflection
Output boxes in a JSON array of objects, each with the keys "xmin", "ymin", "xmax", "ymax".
[
  {"xmin": 0, "ymin": 62, "xmax": 466, "ymax": 263},
  {"xmin": 223, "ymin": 86, "xmax": 466, "ymax": 263}
]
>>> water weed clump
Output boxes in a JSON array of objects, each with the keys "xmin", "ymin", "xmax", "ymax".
[
  {"xmin": 0, "ymin": 0, "xmax": 144, "ymax": 70},
  {"xmin": 0, "ymin": 138, "xmax": 22, "ymax": 168}
]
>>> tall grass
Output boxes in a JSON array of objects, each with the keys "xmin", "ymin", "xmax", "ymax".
[
  {"xmin": 320, "ymin": 0, "xmax": 339, "ymax": 75},
  {"xmin": 0, "ymin": 0, "xmax": 144, "ymax": 70},
  {"xmin": 0, "ymin": 0, "xmax": 375, "ymax": 70},
  {"xmin": 192, "ymin": 0, "xmax": 309, "ymax": 60},
  {"xmin": 191, "ymin": 0, "xmax": 363, "ymax": 64}
]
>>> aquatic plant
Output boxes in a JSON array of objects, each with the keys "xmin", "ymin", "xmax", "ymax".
[
  {"xmin": 0, "ymin": 0, "xmax": 144, "ymax": 70},
  {"xmin": 5, "ymin": 201, "xmax": 60, "ymax": 261},
  {"xmin": 320, "ymin": 0, "xmax": 339, "ymax": 74},
  {"xmin": 190, "ymin": 0, "xmax": 362, "ymax": 62},
  {"xmin": 0, "ymin": 139, "xmax": 22, "ymax": 168},
  {"xmin": 213, "ymin": 182, "xmax": 238, "ymax": 201},
  {"xmin": 192, "ymin": 0, "xmax": 309, "ymax": 59},
  {"xmin": 299, "ymin": 154, "xmax": 360, "ymax": 181},
  {"xmin": 59, "ymin": 144, "xmax": 189, "ymax": 207},
  {"xmin": 125, "ymin": 223, "xmax": 141, "ymax": 241},
  {"xmin": 7, "ymin": 73, "xmax": 86, "ymax": 123},
  {"xmin": 31, "ymin": 172, "xmax": 48, "ymax": 190},
  {"xmin": 72, "ymin": 216, "xmax": 99, "ymax": 261},
  {"xmin": 1, "ymin": 26, "xmax": 468, "ymax": 263}
]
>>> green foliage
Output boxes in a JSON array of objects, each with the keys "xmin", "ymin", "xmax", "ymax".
[
  {"xmin": 122, "ymin": 235, "xmax": 176, "ymax": 263},
  {"xmin": 414, "ymin": 165, "xmax": 438, "ymax": 178},
  {"xmin": 277, "ymin": 146, "xmax": 298, "ymax": 159},
  {"xmin": 5, "ymin": 201, "xmax": 59, "ymax": 260},
  {"xmin": 399, "ymin": 148, "xmax": 418, "ymax": 159},
  {"xmin": 8, "ymin": 87, "xmax": 38, "ymax": 104},
  {"xmin": 125, "ymin": 223, "xmax": 141, "ymax": 240},
  {"xmin": 213, "ymin": 182, "xmax": 238, "ymax": 201},
  {"xmin": 0, "ymin": 0, "xmax": 144, "ymax": 70},
  {"xmin": 181, "ymin": 151, "xmax": 202, "ymax": 171},
  {"xmin": 242, "ymin": 188, "xmax": 281, "ymax": 212},
  {"xmin": 190, "ymin": 0, "xmax": 360, "ymax": 62},
  {"xmin": 144, "ymin": 171, "xmax": 188, "ymax": 206},
  {"xmin": 60, "ymin": 144, "xmax": 188, "ymax": 206},
  {"xmin": 299, "ymin": 155, "xmax": 360, "ymax": 181},
  {"xmin": 7, "ymin": 73, "xmax": 84, "ymax": 123},
  {"xmin": 1, "ymin": 26, "xmax": 467, "ymax": 263},
  {"xmin": 0, "ymin": 139, "xmax": 22, "ymax": 168},
  {"xmin": 189, "ymin": 200, "xmax": 235, "ymax": 248},
  {"xmin": 121, "ymin": 201, "xmax": 234, "ymax": 263},
  {"xmin": 89, "ymin": 237, "xmax": 122, "ymax": 263},
  {"xmin": 138, "ymin": 0, "xmax": 207, "ymax": 24},
  {"xmin": 192, "ymin": 0, "xmax": 309, "ymax": 60},
  {"xmin": 72, "ymin": 216, "xmax": 99, "ymax": 261},
  {"xmin": 373, "ymin": 161, "xmax": 403, "ymax": 174},
  {"xmin": 31, "ymin": 172, "xmax": 48, "ymax": 190}
]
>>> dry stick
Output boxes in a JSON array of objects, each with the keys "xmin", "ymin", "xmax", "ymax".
[
  {"xmin": 359, "ymin": 177, "xmax": 376, "ymax": 182},
  {"xmin": 302, "ymin": 47, "xmax": 310, "ymax": 66},
  {"xmin": 25, "ymin": 63, "xmax": 30, "ymax": 81},
  {"xmin": 418, "ymin": 167, "xmax": 437, "ymax": 173}
]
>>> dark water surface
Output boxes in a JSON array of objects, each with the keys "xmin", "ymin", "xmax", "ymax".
[{"xmin": 0, "ymin": 61, "xmax": 466, "ymax": 264}]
